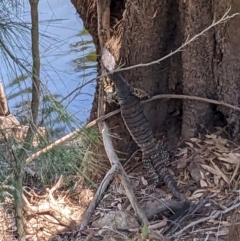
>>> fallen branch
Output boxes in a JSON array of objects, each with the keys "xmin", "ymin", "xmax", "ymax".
[
  {"xmin": 79, "ymin": 164, "xmax": 117, "ymax": 230},
  {"xmin": 101, "ymin": 122, "xmax": 148, "ymax": 225},
  {"xmin": 86, "ymin": 92, "xmax": 240, "ymax": 128}
]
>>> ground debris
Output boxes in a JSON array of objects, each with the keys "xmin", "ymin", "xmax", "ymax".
[{"xmin": 2, "ymin": 133, "xmax": 240, "ymax": 240}]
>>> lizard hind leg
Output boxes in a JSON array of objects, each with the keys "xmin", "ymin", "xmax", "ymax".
[{"xmin": 142, "ymin": 154, "xmax": 160, "ymax": 193}]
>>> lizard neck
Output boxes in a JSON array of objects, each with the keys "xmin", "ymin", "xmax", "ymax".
[{"xmin": 110, "ymin": 72, "xmax": 133, "ymax": 100}]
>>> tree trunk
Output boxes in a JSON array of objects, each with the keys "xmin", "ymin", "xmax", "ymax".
[{"xmin": 71, "ymin": 0, "xmax": 240, "ymax": 159}]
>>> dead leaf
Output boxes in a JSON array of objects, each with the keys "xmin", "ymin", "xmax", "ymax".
[
  {"xmin": 152, "ymin": 9, "xmax": 158, "ymax": 19},
  {"xmin": 218, "ymin": 152, "xmax": 240, "ymax": 164},
  {"xmin": 211, "ymin": 160, "xmax": 229, "ymax": 185},
  {"xmin": 200, "ymin": 171, "xmax": 205, "ymax": 179},
  {"xmin": 189, "ymin": 190, "xmax": 204, "ymax": 200},
  {"xmin": 185, "ymin": 142, "xmax": 194, "ymax": 148},
  {"xmin": 214, "ymin": 175, "xmax": 220, "ymax": 186},
  {"xmin": 200, "ymin": 179, "xmax": 208, "ymax": 187},
  {"xmin": 230, "ymin": 163, "xmax": 240, "ymax": 184},
  {"xmin": 204, "ymin": 140, "xmax": 215, "ymax": 145},
  {"xmin": 205, "ymin": 134, "xmax": 229, "ymax": 152},
  {"xmin": 206, "ymin": 134, "xmax": 217, "ymax": 139},
  {"xmin": 214, "ymin": 228, "xmax": 229, "ymax": 236},
  {"xmin": 117, "ymin": 204, "xmax": 122, "ymax": 210},
  {"xmin": 177, "ymin": 156, "xmax": 188, "ymax": 169},
  {"xmin": 141, "ymin": 176, "xmax": 148, "ymax": 186},
  {"xmin": 188, "ymin": 162, "xmax": 202, "ymax": 181},
  {"xmin": 201, "ymin": 164, "xmax": 229, "ymax": 184},
  {"xmin": 190, "ymin": 138, "xmax": 199, "ymax": 142},
  {"xmin": 176, "ymin": 147, "xmax": 188, "ymax": 156}
]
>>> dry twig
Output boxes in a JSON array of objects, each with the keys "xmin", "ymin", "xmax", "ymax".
[
  {"xmin": 110, "ymin": 7, "xmax": 239, "ymax": 73},
  {"xmin": 79, "ymin": 164, "xmax": 117, "ymax": 230},
  {"xmin": 170, "ymin": 200, "xmax": 240, "ymax": 238}
]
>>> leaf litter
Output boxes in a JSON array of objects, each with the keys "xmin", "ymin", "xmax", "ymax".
[
  {"xmin": 82, "ymin": 133, "xmax": 240, "ymax": 241},
  {"xmin": 53, "ymin": 132, "xmax": 240, "ymax": 241}
]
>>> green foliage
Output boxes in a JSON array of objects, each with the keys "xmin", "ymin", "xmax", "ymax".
[
  {"xmin": 79, "ymin": 28, "xmax": 89, "ymax": 36},
  {"xmin": 43, "ymin": 95, "xmax": 75, "ymax": 124},
  {"xmin": 2, "ymin": 70, "xmax": 101, "ymax": 190},
  {"xmin": 6, "ymin": 75, "xmax": 74, "ymax": 137},
  {"xmin": 0, "ymin": 4, "xmax": 31, "ymax": 77},
  {"xmin": 37, "ymin": 145, "xmax": 83, "ymax": 186},
  {"xmin": 36, "ymin": 126, "xmax": 101, "ymax": 187},
  {"xmin": 86, "ymin": 51, "xmax": 97, "ymax": 62},
  {"xmin": 141, "ymin": 224, "xmax": 149, "ymax": 237},
  {"xmin": 6, "ymin": 74, "xmax": 28, "ymax": 88}
]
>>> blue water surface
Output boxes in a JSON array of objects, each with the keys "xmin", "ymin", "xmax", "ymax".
[{"xmin": 0, "ymin": 0, "xmax": 96, "ymax": 131}]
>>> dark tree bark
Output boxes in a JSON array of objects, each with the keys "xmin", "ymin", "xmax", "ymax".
[
  {"xmin": 180, "ymin": 0, "xmax": 240, "ymax": 139},
  {"xmin": 71, "ymin": 0, "xmax": 240, "ymax": 159}
]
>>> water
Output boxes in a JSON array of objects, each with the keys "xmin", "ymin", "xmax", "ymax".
[{"xmin": 0, "ymin": 0, "xmax": 96, "ymax": 130}]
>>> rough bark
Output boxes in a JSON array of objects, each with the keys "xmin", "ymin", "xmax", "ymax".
[
  {"xmin": 179, "ymin": 0, "xmax": 240, "ymax": 140},
  {"xmin": 179, "ymin": 0, "xmax": 215, "ymax": 139},
  {"xmin": 71, "ymin": 0, "xmax": 240, "ymax": 158},
  {"xmin": 213, "ymin": 0, "xmax": 240, "ymax": 139}
]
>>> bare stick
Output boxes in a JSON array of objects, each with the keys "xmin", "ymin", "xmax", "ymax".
[
  {"xmin": 145, "ymin": 94, "xmax": 240, "ymax": 112},
  {"xmin": 124, "ymin": 219, "xmax": 168, "ymax": 232},
  {"xmin": 25, "ymin": 128, "xmax": 82, "ymax": 164},
  {"xmin": 86, "ymin": 108, "xmax": 121, "ymax": 128},
  {"xmin": 79, "ymin": 164, "xmax": 117, "ymax": 230},
  {"xmin": 87, "ymin": 92, "xmax": 240, "ymax": 127}
]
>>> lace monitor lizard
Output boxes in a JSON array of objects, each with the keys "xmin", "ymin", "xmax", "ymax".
[
  {"xmin": 103, "ymin": 76, "xmax": 150, "ymax": 104},
  {"xmin": 102, "ymin": 48, "xmax": 187, "ymax": 202}
]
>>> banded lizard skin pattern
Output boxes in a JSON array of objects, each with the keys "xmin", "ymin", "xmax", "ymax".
[{"xmin": 102, "ymin": 48, "xmax": 187, "ymax": 202}]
